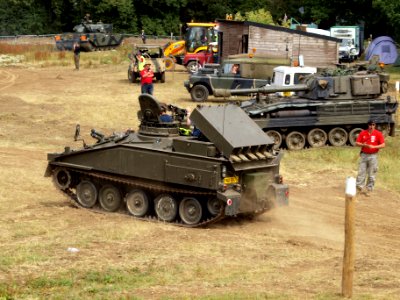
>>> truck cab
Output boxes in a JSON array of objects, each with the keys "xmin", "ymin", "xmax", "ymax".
[
  {"xmin": 330, "ymin": 26, "xmax": 362, "ymax": 63},
  {"xmin": 272, "ymin": 66, "xmax": 317, "ymax": 96}
]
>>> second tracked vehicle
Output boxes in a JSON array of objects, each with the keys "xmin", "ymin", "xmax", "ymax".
[
  {"xmin": 229, "ymin": 67, "xmax": 398, "ymax": 150},
  {"xmin": 55, "ymin": 17, "xmax": 124, "ymax": 51},
  {"xmin": 45, "ymin": 95, "xmax": 288, "ymax": 227}
]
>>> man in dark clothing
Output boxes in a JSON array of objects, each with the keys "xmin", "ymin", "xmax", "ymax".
[
  {"xmin": 73, "ymin": 42, "xmax": 81, "ymax": 70},
  {"xmin": 159, "ymin": 105, "xmax": 173, "ymax": 122},
  {"xmin": 141, "ymin": 30, "xmax": 146, "ymax": 44},
  {"xmin": 230, "ymin": 64, "xmax": 241, "ymax": 89}
]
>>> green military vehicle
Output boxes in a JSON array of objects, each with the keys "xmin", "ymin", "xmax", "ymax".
[
  {"xmin": 55, "ymin": 18, "xmax": 124, "ymax": 51},
  {"xmin": 128, "ymin": 45, "xmax": 166, "ymax": 83},
  {"xmin": 184, "ymin": 58, "xmax": 280, "ymax": 102},
  {"xmin": 45, "ymin": 94, "xmax": 288, "ymax": 227},
  {"xmin": 234, "ymin": 67, "xmax": 398, "ymax": 150}
]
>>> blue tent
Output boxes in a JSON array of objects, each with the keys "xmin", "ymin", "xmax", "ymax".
[{"xmin": 365, "ymin": 36, "xmax": 398, "ymax": 64}]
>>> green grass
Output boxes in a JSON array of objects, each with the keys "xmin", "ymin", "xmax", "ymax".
[
  {"xmin": 385, "ymin": 65, "xmax": 400, "ymax": 81},
  {"xmin": 0, "ymin": 41, "xmax": 399, "ymax": 300},
  {"xmin": 282, "ymin": 133, "xmax": 400, "ymax": 193},
  {"xmin": 0, "ymin": 41, "xmax": 133, "ymax": 67}
]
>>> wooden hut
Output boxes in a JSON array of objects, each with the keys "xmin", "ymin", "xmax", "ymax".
[{"xmin": 217, "ymin": 20, "xmax": 339, "ymax": 67}]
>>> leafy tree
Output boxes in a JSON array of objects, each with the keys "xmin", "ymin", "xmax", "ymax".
[
  {"xmin": 0, "ymin": 0, "xmax": 48, "ymax": 35},
  {"xmin": 94, "ymin": 0, "xmax": 137, "ymax": 32},
  {"xmin": 0, "ymin": 0, "xmax": 398, "ymax": 42},
  {"xmin": 372, "ymin": 0, "xmax": 400, "ymax": 40},
  {"xmin": 234, "ymin": 9, "xmax": 275, "ymax": 25},
  {"xmin": 132, "ymin": 0, "xmax": 187, "ymax": 35}
]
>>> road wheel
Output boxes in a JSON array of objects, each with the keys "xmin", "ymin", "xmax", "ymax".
[
  {"xmin": 328, "ymin": 127, "xmax": 348, "ymax": 146},
  {"xmin": 76, "ymin": 180, "xmax": 98, "ymax": 208},
  {"xmin": 207, "ymin": 198, "xmax": 223, "ymax": 216},
  {"xmin": 126, "ymin": 189, "xmax": 149, "ymax": 217},
  {"xmin": 187, "ymin": 61, "xmax": 201, "ymax": 74},
  {"xmin": 348, "ymin": 128, "xmax": 362, "ymax": 146},
  {"xmin": 99, "ymin": 184, "xmax": 122, "ymax": 212},
  {"xmin": 265, "ymin": 130, "xmax": 282, "ymax": 149},
  {"xmin": 179, "ymin": 197, "xmax": 202, "ymax": 225},
  {"xmin": 286, "ymin": 131, "xmax": 306, "ymax": 150},
  {"xmin": 307, "ymin": 128, "xmax": 327, "ymax": 148},
  {"xmin": 154, "ymin": 194, "xmax": 178, "ymax": 222},
  {"xmin": 190, "ymin": 85, "xmax": 209, "ymax": 102}
]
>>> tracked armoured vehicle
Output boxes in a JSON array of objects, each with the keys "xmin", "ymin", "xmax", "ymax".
[
  {"xmin": 55, "ymin": 18, "xmax": 124, "ymax": 51},
  {"xmin": 230, "ymin": 67, "xmax": 398, "ymax": 150},
  {"xmin": 45, "ymin": 95, "xmax": 288, "ymax": 227}
]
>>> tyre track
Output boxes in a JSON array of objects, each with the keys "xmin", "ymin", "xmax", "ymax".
[{"xmin": 0, "ymin": 69, "xmax": 17, "ymax": 92}]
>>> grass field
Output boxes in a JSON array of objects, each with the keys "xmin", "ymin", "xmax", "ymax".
[{"xmin": 1, "ymin": 40, "xmax": 400, "ymax": 299}]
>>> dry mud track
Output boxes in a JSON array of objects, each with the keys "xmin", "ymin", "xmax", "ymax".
[{"xmin": 0, "ymin": 65, "xmax": 399, "ymax": 298}]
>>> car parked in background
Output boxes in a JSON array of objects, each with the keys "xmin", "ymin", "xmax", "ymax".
[{"xmin": 184, "ymin": 58, "xmax": 272, "ymax": 102}]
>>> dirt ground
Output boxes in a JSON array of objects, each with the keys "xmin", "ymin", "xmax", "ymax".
[{"xmin": 0, "ymin": 63, "xmax": 399, "ymax": 299}]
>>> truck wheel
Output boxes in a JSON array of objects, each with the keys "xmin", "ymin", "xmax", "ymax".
[
  {"xmin": 191, "ymin": 85, "xmax": 209, "ymax": 102},
  {"xmin": 187, "ymin": 61, "xmax": 201, "ymax": 74},
  {"xmin": 132, "ymin": 72, "xmax": 137, "ymax": 83},
  {"xmin": 128, "ymin": 70, "xmax": 133, "ymax": 83}
]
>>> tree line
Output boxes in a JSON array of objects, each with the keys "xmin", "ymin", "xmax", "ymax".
[{"xmin": 0, "ymin": 0, "xmax": 399, "ymax": 41}]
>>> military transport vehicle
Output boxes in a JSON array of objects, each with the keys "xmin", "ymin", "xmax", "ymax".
[
  {"xmin": 55, "ymin": 18, "xmax": 124, "ymax": 51},
  {"xmin": 45, "ymin": 95, "xmax": 289, "ymax": 227},
  {"xmin": 128, "ymin": 45, "xmax": 166, "ymax": 83},
  {"xmin": 233, "ymin": 67, "xmax": 398, "ymax": 150},
  {"xmin": 184, "ymin": 58, "xmax": 275, "ymax": 102}
]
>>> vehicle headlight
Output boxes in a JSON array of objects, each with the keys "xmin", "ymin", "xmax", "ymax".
[{"xmin": 221, "ymin": 165, "xmax": 227, "ymax": 178}]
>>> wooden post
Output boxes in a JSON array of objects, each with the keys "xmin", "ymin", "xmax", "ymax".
[{"xmin": 342, "ymin": 177, "xmax": 356, "ymax": 298}]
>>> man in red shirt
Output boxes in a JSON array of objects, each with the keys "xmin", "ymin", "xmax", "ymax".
[
  {"xmin": 355, "ymin": 119, "xmax": 385, "ymax": 195},
  {"xmin": 140, "ymin": 63, "xmax": 154, "ymax": 95}
]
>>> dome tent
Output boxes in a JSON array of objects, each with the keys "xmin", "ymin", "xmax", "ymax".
[{"xmin": 365, "ymin": 36, "xmax": 398, "ymax": 64}]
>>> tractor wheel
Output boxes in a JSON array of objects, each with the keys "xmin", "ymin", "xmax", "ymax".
[
  {"xmin": 165, "ymin": 57, "xmax": 175, "ymax": 71},
  {"xmin": 128, "ymin": 70, "xmax": 133, "ymax": 83}
]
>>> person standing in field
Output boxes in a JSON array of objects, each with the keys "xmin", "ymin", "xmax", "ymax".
[
  {"xmin": 141, "ymin": 29, "xmax": 146, "ymax": 44},
  {"xmin": 73, "ymin": 42, "xmax": 81, "ymax": 70},
  {"xmin": 355, "ymin": 119, "xmax": 385, "ymax": 196},
  {"xmin": 140, "ymin": 63, "xmax": 154, "ymax": 94},
  {"xmin": 136, "ymin": 51, "xmax": 145, "ymax": 72}
]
